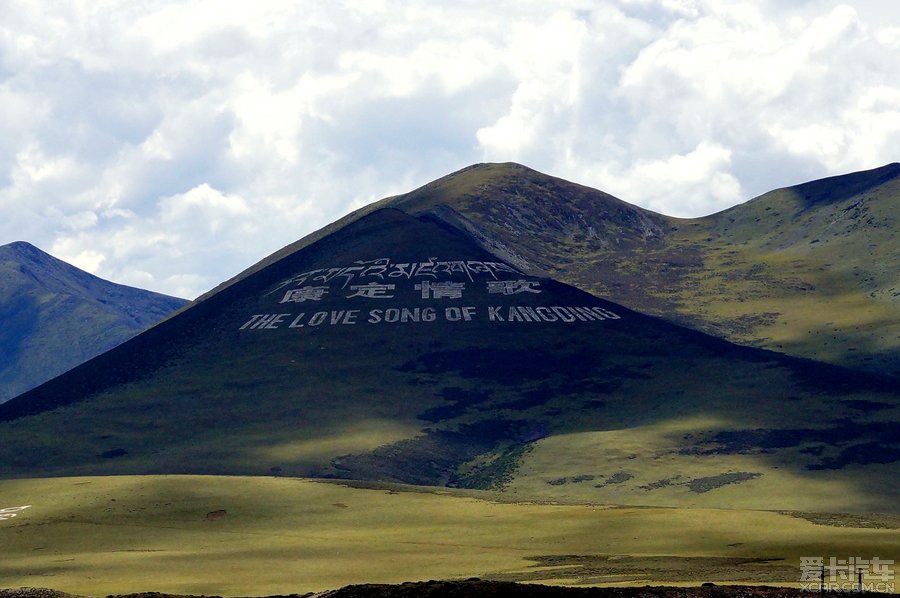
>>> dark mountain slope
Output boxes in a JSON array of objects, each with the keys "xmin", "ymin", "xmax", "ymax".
[
  {"xmin": 1, "ymin": 209, "xmax": 896, "ymax": 513},
  {"xmin": 0, "ymin": 242, "xmax": 187, "ymax": 402}
]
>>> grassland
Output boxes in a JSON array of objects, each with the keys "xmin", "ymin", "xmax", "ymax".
[{"xmin": 1, "ymin": 475, "xmax": 897, "ymax": 596}]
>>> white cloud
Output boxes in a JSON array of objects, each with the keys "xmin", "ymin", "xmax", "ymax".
[
  {"xmin": 1, "ymin": 0, "xmax": 898, "ymax": 297},
  {"xmin": 877, "ymin": 26, "xmax": 900, "ymax": 48},
  {"xmin": 476, "ymin": 11, "xmax": 591, "ymax": 157},
  {"xmin": 46, "ymin": 182, "xmax": 313, "ymax": 298},
  {"xmin": 50, "ymin": 239, "xmax": 106, "ymax": 274},
  {"xmin": 159, "ymin": 184, "xmax": 251, "ymax": 233},
  {"xmin": 582, "ymin": 141, "xmax": 742, "ymax": 216},
  {"xmin": 61, "ymin": 210, "xmax": 98, "ymax": 230}
]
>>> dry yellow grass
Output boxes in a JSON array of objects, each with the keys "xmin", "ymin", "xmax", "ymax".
[{"xmin": 1, "ymin": 475, "xmax": 897, "ymax": 596}]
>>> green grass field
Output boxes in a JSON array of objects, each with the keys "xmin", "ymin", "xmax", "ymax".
[{"xmin": 1, "ymin": 475, "xmax": 897, "ymax": 596}]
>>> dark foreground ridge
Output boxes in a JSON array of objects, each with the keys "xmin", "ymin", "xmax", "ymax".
[{"xmin": 1, "ymin": 582, "xmax": 896, "ymax": 598}]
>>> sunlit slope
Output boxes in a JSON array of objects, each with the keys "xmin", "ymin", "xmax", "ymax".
[
  {"xmin": 0, "ymin": 242, "xmax": 187, "ymax": 402},
  {"xmin": 378, "ymin": 163, "xmax": 900, "ymax": 376},
  {"xmin": 1, "ymin": 209, "xmax": 896, "ymax": 512},
  {"xmin": 1, "ymin": 475, "xmax": 897, "ymax": 596},
  {"xmin": 686, "ymin": 165, "xmax": 900, "ymax": 374}
]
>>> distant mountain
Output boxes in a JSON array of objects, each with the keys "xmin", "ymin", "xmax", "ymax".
[
  {"xmin": 0, "ymin": 241, "xmax": 188, "ymax": 402},
  {"xmin": 2, "ymin": 209, "xmax": 896, "ymax": 513}
]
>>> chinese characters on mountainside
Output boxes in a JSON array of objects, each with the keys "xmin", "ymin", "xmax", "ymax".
[{"xmin": 240, "ymin": 257, "xmax": 621, "ymax": 330}]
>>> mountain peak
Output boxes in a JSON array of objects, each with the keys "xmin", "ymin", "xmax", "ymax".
[
  {"xmin": 381, "ymin": 162, "xmax": 670, "ymax": 277},
  {"xmin": 3, "ymin": 240, "xmax": 38, "ymax": 249},
  {"xmin": 2, "ymin": 240, "xmax": 47, "ymax": 260},
  {"xmin": 390, "ymin": 162, "xmax": 640, "ymax": 214},
  {"xmin": 1, "ymin": 241, "xmax": 111, "ymax": 294},
  {"xmin": 195, "ymin": 162, "xmax": 670, "ymax": 303}
]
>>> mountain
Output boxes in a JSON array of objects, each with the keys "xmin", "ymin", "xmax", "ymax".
[
  {"xmin": 377, "ymin": 162, "xmax": 900, "ymax": 377},
  {"xmin": 1, "ymin": 208, "xmax": 896, "ymax": 513},
  {"xmin": 199, "ymin": 162, "xmax": 900, "ymax": 378},
  {"xmin": 0, "ymin": 241, "xmax": 188, "ymax": 403}
]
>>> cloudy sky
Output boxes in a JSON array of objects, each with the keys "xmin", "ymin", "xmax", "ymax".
[{"xmin": 2, "ymin": 0, "xmax": 898, "ymax": 299}]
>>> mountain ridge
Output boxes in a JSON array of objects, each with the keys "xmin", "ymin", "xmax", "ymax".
[{"xmin": 0, "ymin": 241, "xmax": 188, "ymax": 403}]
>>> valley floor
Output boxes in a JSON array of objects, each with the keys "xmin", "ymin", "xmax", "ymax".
[
  {"xmin": 0, "ymin": 476, "xmax": 897, "ymax": 596},
  {"xmin": 2, "ymin": 583, "xmax": 898, "ymax": 598}
]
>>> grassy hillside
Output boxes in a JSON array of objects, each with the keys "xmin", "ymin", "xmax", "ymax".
[
  {"xmin": 1, "ymin": 209, "xmax": 896, "ymax": 513},
  {"xmin": 373, "ymin": 163, "xmax": 899, "ymax": 377},
  {"xmin": 688, "ymin": 165, "xmax": 900, "ymax": 374},
  {"xmin": 0, "ymin": 242, "xmax": 187, "ymax": 402},
  {"xmin": 1, "ymin": 475, "xmax": 897, "ymax": 596}
]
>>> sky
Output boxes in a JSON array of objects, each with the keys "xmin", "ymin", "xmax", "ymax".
[{"xmin": 1, "ymin": 0, "xmax": 899, "ymax": 299}]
